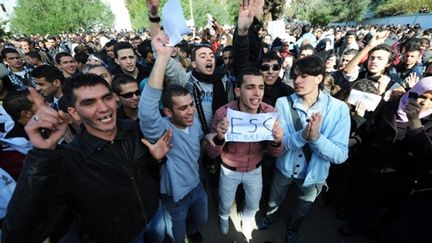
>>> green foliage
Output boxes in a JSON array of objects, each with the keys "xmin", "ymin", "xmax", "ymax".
[
  {"xmin": 0, "ymin": 20, "xmax": 10, "ymax": 37},
  {"xmin": 374, "ymin": 0, "xmax": 432, "ymax": 17},
  {"xmin": 126, "ymin": 0, "xmax": 238, "ymax": 30},
  {"xmin": 10, "ymin": 0, "xmax": 114, "ymax": 35},
  {"xmin": 287, "ymin": 0, "xmax": 370, "ymax": 25}
]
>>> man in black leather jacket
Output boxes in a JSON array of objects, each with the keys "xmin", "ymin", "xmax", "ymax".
[{"xmin": 2, "ymin": 74, "xmax": 172, "ymax": 243}]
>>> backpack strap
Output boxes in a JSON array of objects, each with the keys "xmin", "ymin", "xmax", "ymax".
[
  {"xmin": 286, "ymin": 95, "xmax": 312, "ymax": 162},
  {"xmin": 189, "ymin": 76, "xmax": 209, "ymax": 134}
]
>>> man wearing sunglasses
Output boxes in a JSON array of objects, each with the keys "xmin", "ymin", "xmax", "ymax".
[
  {"xmin": 112, "ymin": 74, "xmax": 141, "ymax": 122},
  {"xmin": 259, "ymin": 52, "xmax": 295, "ymax": 107},
  {"xmin": 257, "ymin": 56, "xmax": 350, "ymax": 243},
  {"xmin": 233, "ymin": 1, "xmax": 294, "ymax": 108}
]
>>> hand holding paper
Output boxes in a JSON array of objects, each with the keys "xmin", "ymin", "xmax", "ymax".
[
  {"xmin": 348, "ymin": 89, "xmax": 382, "ymax": 112},
  {"xmin": 225, "ymin": 108, "xmax": 279, "ymax": 142}
]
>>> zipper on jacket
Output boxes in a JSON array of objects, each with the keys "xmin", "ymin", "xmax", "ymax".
[{"xmin": 120, "ymin": 142, "xmax": 148, "ymax": 224}]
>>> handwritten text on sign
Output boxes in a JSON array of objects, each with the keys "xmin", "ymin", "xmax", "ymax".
[{"xmin": 225, "ymin": 108, "xmax": 279, "ymax": 142}]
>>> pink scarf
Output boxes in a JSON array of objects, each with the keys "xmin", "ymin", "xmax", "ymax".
[{"xmin": 396, "ymin": 77, "xmax": 432, "ymax": 122}]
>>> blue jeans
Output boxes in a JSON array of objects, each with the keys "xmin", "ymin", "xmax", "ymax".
[
  {"xmin": 219, "ymin": 166, "xmax": 263, "ymax": 221},
  {"xmin": 161, "ymin": 183, "xmax": 208, "ymax": 243},
  {"xmin": 130, "ymin": 202, "xmax": 166, "ymax": 243},
  {"xmin": 268, "ymin": 168, "xmax": 323, "ymax": 231}
]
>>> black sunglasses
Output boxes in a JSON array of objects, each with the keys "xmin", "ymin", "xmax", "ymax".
[
  {"xmin": 260, "ymin": 63, "xmax": 281, "ymax": 72},
  {"xmin": 118, "ymin": 90, "xmax": 140, "ymax": 98}
]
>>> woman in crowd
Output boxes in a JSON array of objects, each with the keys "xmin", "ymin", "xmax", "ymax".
[{"xmin": 340, "ymin": 77, "xmax": 432, "ymax": 239}]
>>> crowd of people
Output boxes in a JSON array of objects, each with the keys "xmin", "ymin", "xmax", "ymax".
[{"xmin": 0, "ymin": 0, "xmax": 431, "ymax": 242}]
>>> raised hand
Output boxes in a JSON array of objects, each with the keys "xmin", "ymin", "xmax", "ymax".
[
  {"xmin": 147, "ymin": 0, "xmax": 160, "ymax": 16},
  {"xmin": 368, "ymin": 31, "xmax": 390, "ymax": 48},
  {"xmin": 406, "ymin": 72, "xmax": 419, "ymax": 89},
  {"xmin": 141, "ymin": 129, "xmax": 173, "ymax": 161},
  {"xmin": 237, "ymin": 0, "xmax": 257, "ymax": 36},
  {"xmin": 24, "ymin": 88, "xmax": 69, "ymax": 150},
  {"xmin": 151, "ymin": 32, "xmax": 173, "ymax": 57}
]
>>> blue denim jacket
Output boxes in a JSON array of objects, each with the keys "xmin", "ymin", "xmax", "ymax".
[{"xmin": 275, "ymin": 92, "xmax": 350, "ymax": 187}]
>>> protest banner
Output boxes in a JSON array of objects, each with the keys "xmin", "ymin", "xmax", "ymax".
[{"xmin": 225, "ymin": 108, "xmax": 279, "ymax": 142}]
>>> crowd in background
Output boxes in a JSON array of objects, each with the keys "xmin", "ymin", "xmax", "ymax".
[{"xmin": 1, "ymin": 1, "xmax": 432, "ymax": 242}]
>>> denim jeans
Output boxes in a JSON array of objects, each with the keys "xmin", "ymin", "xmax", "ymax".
[
  {"xmin": 161, "ymin": 183, "xmax": 208, "ymax": 243},
  {"xmin": 267, "ymin": 168, "xmax": 323, "ymax": 231},
  {"xmin": 219, "ymin": 165, "xmax": 263, "ymax": 221},
  {"xmin": 130, "ymin": 201, "xmax": 166, "ymax": 243}
]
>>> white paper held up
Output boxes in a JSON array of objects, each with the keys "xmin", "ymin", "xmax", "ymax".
[
  {"xmin": 348, "ymin": 89, "xmax": 382, "ymax": 112},
  {"xmin": 225, "ymin": 108, "xmax": 279, "ymax": 142},
  {"xmin": 162, "ymin": 0, "xmax": 191, "ymax": 46}
]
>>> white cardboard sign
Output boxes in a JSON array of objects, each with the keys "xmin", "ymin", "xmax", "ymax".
[
  {"xmin": 225, "ymin": 108, "xmax": 279, "ymax": 142},
  {"xmin": 348, "ymin": 89, "xmax": 382, "ymax": 112}
]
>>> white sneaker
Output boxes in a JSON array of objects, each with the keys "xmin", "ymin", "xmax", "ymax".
[{"xmin": 241, "ymin": 218, "xmax": 255, "ymax": 241}]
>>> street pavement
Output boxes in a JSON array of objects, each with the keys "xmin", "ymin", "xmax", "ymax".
[{"xmin": 189, "ymin": 182, "xmax": 374, "ymax": 243}]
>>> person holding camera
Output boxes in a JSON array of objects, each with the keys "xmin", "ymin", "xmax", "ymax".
[{"xmin": 340, "ymin": 76, "xmax": 432, "ymax": 239}]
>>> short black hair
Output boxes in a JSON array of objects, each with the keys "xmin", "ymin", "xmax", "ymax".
[
  {"xmin": 346, "ymin": 30, "xmax": 356, "ymax": 37},
  {"xmin": 351, "ymin": 78, "xmax": 378, "ymax": 94},
  {"xmin": 191, "ymin": 44, "xmax": 212, "ymax": 62},
  {"xmin": 18, "ymin": 37, "xmax": 31, "ymax": 44},
  {"xmin": 299, "ymin": 44, "xmax": 316, "ymax": 55},
  {"xmin": 222, "ymin": 45, "xmax": 234, "ymax": 53},
  {"xmin": 137, "ymin": 44, "xmax": 153, "ymax": 59},
  {"xmin": 292, "ymin": 55, "xmax": 325, "ymax": 78},
  {"xmin": 369, "ymin": 44, "xmax": 395, "ymax": 65},
  {"xmin": 161, "ymin": 85, "xmax": 191, "ymax": 110},
  {"xmin": 62, "ymin": 73, "xmax": 111, "ymax": 109},
  {"xmin": 1, "ymin": 48, "xmax": 19, "ymax": 59},
  {"xmin": 260, "ymin": 50, "xmax": 282, "ymax": 66},
  {"xmin": 74, "ymin": 52, "xmax": 89, "ymax": 65},
  {"xmin": 55, "ymin": 52, "xmax": 73, "ymax": 64},
  {"xmin": 302, "ymin": 25, "xmax": 311, "ymax": 34},
  {"xmin": 419, "ymin": 37, "xmax": 430, "ymax": 46},
  {"xmin": 104, "ymin": 39, "xmax": 117, "ymax": 48},
  {"xmin": 3, "ymin": 90, "xmax": 32, "ymax": 121},
  {"xmin": 238, "ymin": 68, "xmax": 263, "ymax": 87},
  {"xmin": 404, "ymin": 42, "xmax": 421, "ymax": 53},
  {"xmin": 81, "ymin": 64, "xmax": 108, "ymax": 74},
  {"xmin": 343, "ymin": 49, "xmax": 359, "ymax": 56},
  {"xmin": 31, "ymin": 65, "xmax": 65, "ymax": 84},
  {"xmin": 114, "ymin": 41, "xmax": 134, "ymax": 58},
  {"xmin": 111, "ymin": 74, "xmax": 137, "ymax": 94},
  {"xmin": 25, "ymin": 50, "xmax": 42, "ymax": 61}
]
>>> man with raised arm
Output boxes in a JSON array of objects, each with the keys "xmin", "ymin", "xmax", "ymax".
[
  {"xmin": 2, "ymin": 74, "xmax": 172, "ymax": 243},
  {"xmin": 139, "ymin": 32, "xmax": 207, "ymax": 243}
]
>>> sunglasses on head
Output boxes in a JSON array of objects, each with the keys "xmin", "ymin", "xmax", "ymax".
[
  {"xmin": 260, "ymin": 63, "xmax": 281, "ymax": 72},
  {"xmin": 118, "ymin": 90, "xmax": 140, "ymax": 98}
]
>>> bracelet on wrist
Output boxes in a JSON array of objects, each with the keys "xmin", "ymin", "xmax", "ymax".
[
  {"xmin": 149, "ymin": 16, "xmax": 161, "ymax": 23},
  {"xmin": 213, "ymin": 136, "xmax": 225, "ymax": 145}
]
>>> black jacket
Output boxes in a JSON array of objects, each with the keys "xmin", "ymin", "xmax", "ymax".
[
  {"xmin": 2, "ymin": 120, "xmax": 160, "ymax": 243},
  {"xmin": 112, "ymin": 62, "xmax": 150, "ymax": 83}
]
